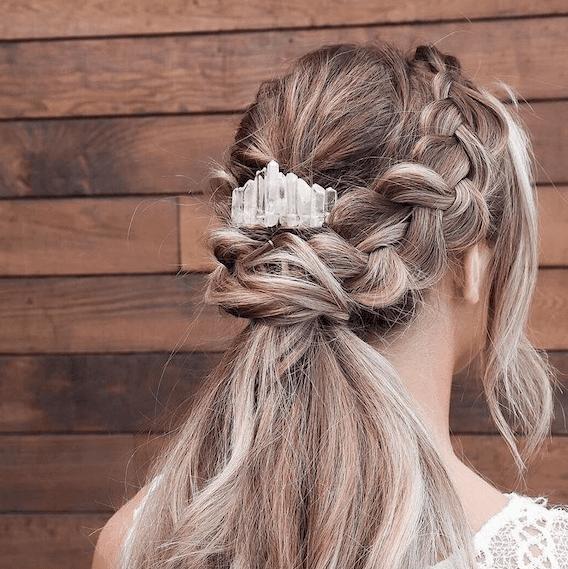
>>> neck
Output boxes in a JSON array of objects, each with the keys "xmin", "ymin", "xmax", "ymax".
[
  {"xmin": 373, "ymin": 279, "xmax": 508, "ymax": 532},
  {"xmin": 377, "ymin": 293, "xmax": 457, "ymax": 465}
]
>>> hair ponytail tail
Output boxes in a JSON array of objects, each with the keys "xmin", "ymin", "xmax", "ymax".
[{"xmin": 124, "ymin": 319, "xmax": 478, "ymax": 569}]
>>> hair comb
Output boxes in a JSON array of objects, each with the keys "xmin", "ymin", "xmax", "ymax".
[{"xmin": 231, "ymin": 161, "xmax": 337, "ymax": 228}]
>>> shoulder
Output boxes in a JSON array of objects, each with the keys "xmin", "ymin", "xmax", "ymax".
[
  {"xmin": 91, "ymin": 485, "xmax": 151, "ymax": 569},
  {"xmin": 474, "ymin": 494, "xmax": 568, "ymax": 568}
]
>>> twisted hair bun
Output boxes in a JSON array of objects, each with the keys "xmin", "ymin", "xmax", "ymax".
[{"xmin": 210, "ymin": 229, "xmax": 352, "ymax": 326}]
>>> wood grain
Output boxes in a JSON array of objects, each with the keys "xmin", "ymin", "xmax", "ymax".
[
  {"xmin": 0, "ymin": 275, "xmax": 243, "ymax": 354},
  {"xmin": 1, "ymin": 0, "xmax": 566, "ymax": 40},
  {"xmin": 0, "ymin": 513, "xmax": 108, "ymax": 569},
  {"xmin": 0, "ymin": 352, "xmax": 221, "ymax": 433},
  {"xmin": 0, "ymin": 197, "xmax": 179, "ymax": 276},
  {"xmin": 0, "ymin": 351, "xmax": 566, "ymax": 435},
  {"xmin": 0, "ymin": 103, "xmax": 562, "ymax": 199},
  {"xmin": 1, "ymin": 435, "xmax": 565, "ymax": 569},
  {"xmin": 521, "ymin": 101, "xmax": 568, "ymax": 186},
  {"xmin": 177, "ymin": 185, "xmax": 568, "ymax": 272},
  {"xmin": 539, "ymin": 186, "xmax": 568, "ymax": 266},
  {"xmin": 2, "ymin": 432, "xmax": 567, "ymax": 512},
  {"xmin": 0, "ymin": 18, "xmax": 566, "ymax": 120},
  {"xmin": 455, "ymin": 435, "xmax": 568, "ymax": 504},
  {"xmin": 451, "ymin": 351, "xmax": 568, "ymax": 435},
  {"xmin": 529, "ymin": 270, "xmax": 568, "ymax": 350},
  {"xmin": 0, "ymin": 434, "xmax": 141, "ymax": 511},
  {"xmin": 179, "ymin": 195, "xmax": 218, "ymax": 272},
  {"xmin": 0, "ymin": 115, "xmax": 238, "ymax": 197},
  {"xmin": 0, "ymin": 269, "xmax": 565, "ymax": 354}
]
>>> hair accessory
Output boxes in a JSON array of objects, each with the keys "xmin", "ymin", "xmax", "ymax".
[{"xmin": 231, "ymin": 160, "xmax": 337, "ymax": 228}]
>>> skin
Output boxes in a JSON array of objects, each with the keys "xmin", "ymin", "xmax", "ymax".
[
  {"xmin": 377, "ymin": 242, "xmax": 508, "ymax": 533},
  {"xmin": 91, "ymin": 242, "xmax": 507, "ymax": 568},
  {"xmin": 91, "ymin": 484, "xmax": 147, "ymax": 569}
]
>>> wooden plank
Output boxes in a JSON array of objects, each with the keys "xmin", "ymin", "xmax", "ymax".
[
  {"xmin": 520, "ymin": 101, "xmax": 568, "ymax": 186},
  {"xmin": 0, "ymin": 513, "xmax": 108, "ymax": 569},
  {"xmin": 177, "ymin": 186, "xmax": 568, "ymax": 272},
  {"xmin": 539, "ymin": 186, "xmax": 568, "ymax": 266},
  {"xmin": 0, "ymin": 102, "xmax": 563, "ymax": 199},
  {"xmin": 179, "ymin": 195, "xmax": 217, "ymax": 273},
  {"xmin": 0, "ymin": 197, "xmax": 179, "ymax": 276},
  {"xmin": 0, "ymin": 275, "xmax": 242, "ymax": 354},
  {"xmin": 1, "ymin": 0, "xmax": 566, "ymax": 40},
  {"xmin": 0, "ymin": 269, "xmax": 564, "ymax": 355},
  {"xmin": 132, "ymin": 432, "xmax": 568, "ymax": 503},
  {"xmin": 2, "ymin": 432, "xmax": 567, "ymax": 512},
  {"xmin": 0, "ymin": 434, "xmax": 142, "ymax": 511},
  {"xmin": 0, "ymin": 115, "xmax": 238, "ymax": 197},
  {"xmin": 0, "ymin": 352, "xmax": 221, "ymax": 433},
  {"xmin": 0, "ymin": 350, "xmax": 564, "ymax": 435},
  {"xmin": 455, "ymin": 435, "xmax": 568, "ymax": 505},
  {"xmin": 451, "ymin": 351, "xmax": 568, "ymax": 435},
  {"xmin": 529, "ymin": 270, "xmax": 568, "ymax": 350},
  {"xmin": 0, "ymin": 18, "xmax": 566, "ymax": 120},
  {"xmin": 549, "ymin": 352, "xmax": 568, "ymax": 436}
]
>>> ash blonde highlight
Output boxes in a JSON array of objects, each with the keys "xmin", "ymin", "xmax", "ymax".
[{"xmin": 120, "ymin": 43, "xmax": 553, "ymax": 569}]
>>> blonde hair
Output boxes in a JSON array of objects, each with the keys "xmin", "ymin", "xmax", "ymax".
[{"xmin": 121, "ymin": 43, "xmax": 553, "ymax": 569}]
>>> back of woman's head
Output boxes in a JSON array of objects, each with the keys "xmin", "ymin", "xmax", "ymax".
[
  {"xmin": 123, "ymin": 43, "xmax": 553, "ymax": 569},
  {"xmin": 211, "ymin": 41, "xmax": 550, "ymax": 451}
]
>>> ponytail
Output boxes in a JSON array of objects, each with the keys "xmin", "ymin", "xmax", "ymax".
[{"xmin": 122, "ymin": 313, "xmax": 477, "ymax": 568}]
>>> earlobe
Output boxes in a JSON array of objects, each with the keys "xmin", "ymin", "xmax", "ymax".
[{"xmin": 463, "ymin": 243, "xmax": 491, "ymax": 305}]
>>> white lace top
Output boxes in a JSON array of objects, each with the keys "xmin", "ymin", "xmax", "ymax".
[
  {"xmin": 126, "ymin": 483, "xmax": 568, "ymax": 568},
  {"xmin": 435, "ymin": 494, "xmax": 568, "ymax": 569}
]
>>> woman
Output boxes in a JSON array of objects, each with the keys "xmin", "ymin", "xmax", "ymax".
[{"xmin": 93, "ymin": 43, "xmax": 568, "ymax": 568}]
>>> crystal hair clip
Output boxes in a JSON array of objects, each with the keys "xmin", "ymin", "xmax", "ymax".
[{"xmin": 231, "ymin": 161, "xmax": 337, "ymax": 228}]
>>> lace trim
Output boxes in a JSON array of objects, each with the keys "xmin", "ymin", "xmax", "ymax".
[{"xmin": 473, "ymin": 494, "xmax": 568, "ymax": 568}]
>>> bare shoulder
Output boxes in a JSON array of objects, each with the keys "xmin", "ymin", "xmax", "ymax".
[{"xmin": 91, "ymin": 485, "xmax": 150, "ymax": 569}]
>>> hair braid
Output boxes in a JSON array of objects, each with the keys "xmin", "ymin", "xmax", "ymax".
[{"xmin": 122, "ymin": 42, "xmax": 553, "ymax": 569}]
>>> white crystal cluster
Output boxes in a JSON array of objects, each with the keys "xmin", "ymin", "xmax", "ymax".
[{"xmin": 231, "ymin": 161, "xmax": 337, "ymax": 228}]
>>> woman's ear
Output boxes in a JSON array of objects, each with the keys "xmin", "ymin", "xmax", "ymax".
[{"xmin": 463, "ymin": 242, "xmax": 491, "ymax": 304}]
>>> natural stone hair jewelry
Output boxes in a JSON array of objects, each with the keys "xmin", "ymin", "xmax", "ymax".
[{"xmin": 231, "ymin": 160, "xmax": 337, "ymax": 228}]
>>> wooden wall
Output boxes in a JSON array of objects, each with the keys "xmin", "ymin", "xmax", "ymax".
[{"xmin": 0, "ymin": 2, "xmax": 567, "ymax": 568}]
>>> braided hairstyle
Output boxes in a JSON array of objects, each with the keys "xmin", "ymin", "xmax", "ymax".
[
  {"xmin": 212, "ymin": 46, "xmax": 504, "ymax": 331},
  {"xmin": 210, "ymin": 42, "xmax": 551, "ymax": 456},
  {"xmin": 123, "ymin": 44, "xmax": 553, "ymax": 569}
]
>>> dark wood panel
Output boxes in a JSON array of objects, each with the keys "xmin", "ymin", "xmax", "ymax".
[
  {"xmin": 530, "ymin": 270, "xmax": 568, "ymax": 350},
  {"xmin": 0, "ymin": 352, "xmax": 221, "ymax": 433},
  {"xmin": 134, "ymin": 433, "xmax": 568, "ymax": 505},
  {"xmin": 0, "ymin": 197, "xmax": 178, "ymax": 276},
  {"xmin": 0, "ymin": 270, "xmax": 565, "ymax": 355},
  {"xmin": 179, "ymin": 186, "xmax": 568, "ymax": 272},
  {"xmin": 0, "ymin": 275, "xmax": 242, "ymax": 354},
  {"xmin": 0, "ymin": 18, "xmax": 566, "ymax": 119},
  {"xmin": 0, "ymin": 0, "xmax": 566, "ymax": 40},
  {"xmin": 179, "ymin": 195, "xmax": 217, "ymax": 272},
  {"xmin": 455, "ymin": 435, "xmax": 568, "ymax": 505},
  {"xmin": 0, "ymin": 103, "xmax": 562, "ymax": 199},
  {"xmin": 0, "ymin": 351, "xmax": 565, "ymax": 435},
  {"xmin": 451, "ymin": 351, "xmax": 568, "ymax": 435},
  {"xmin": 0, "ymin": 434, "xmax": 140, "ymax": 511},
  {"xmin": 0, "ymin": 115, "xmax": 237, "ymax": 197},
  {"xmin": 2, "ymin": 432, "xmax": 567, "ymax": 512},
  {"xmin": 0, "ymin": 513, "xmax": 108, "ymax": 569},
  {"xmin": 521, "ymin": 101, "xmax": 568, "ymax": 185}
]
